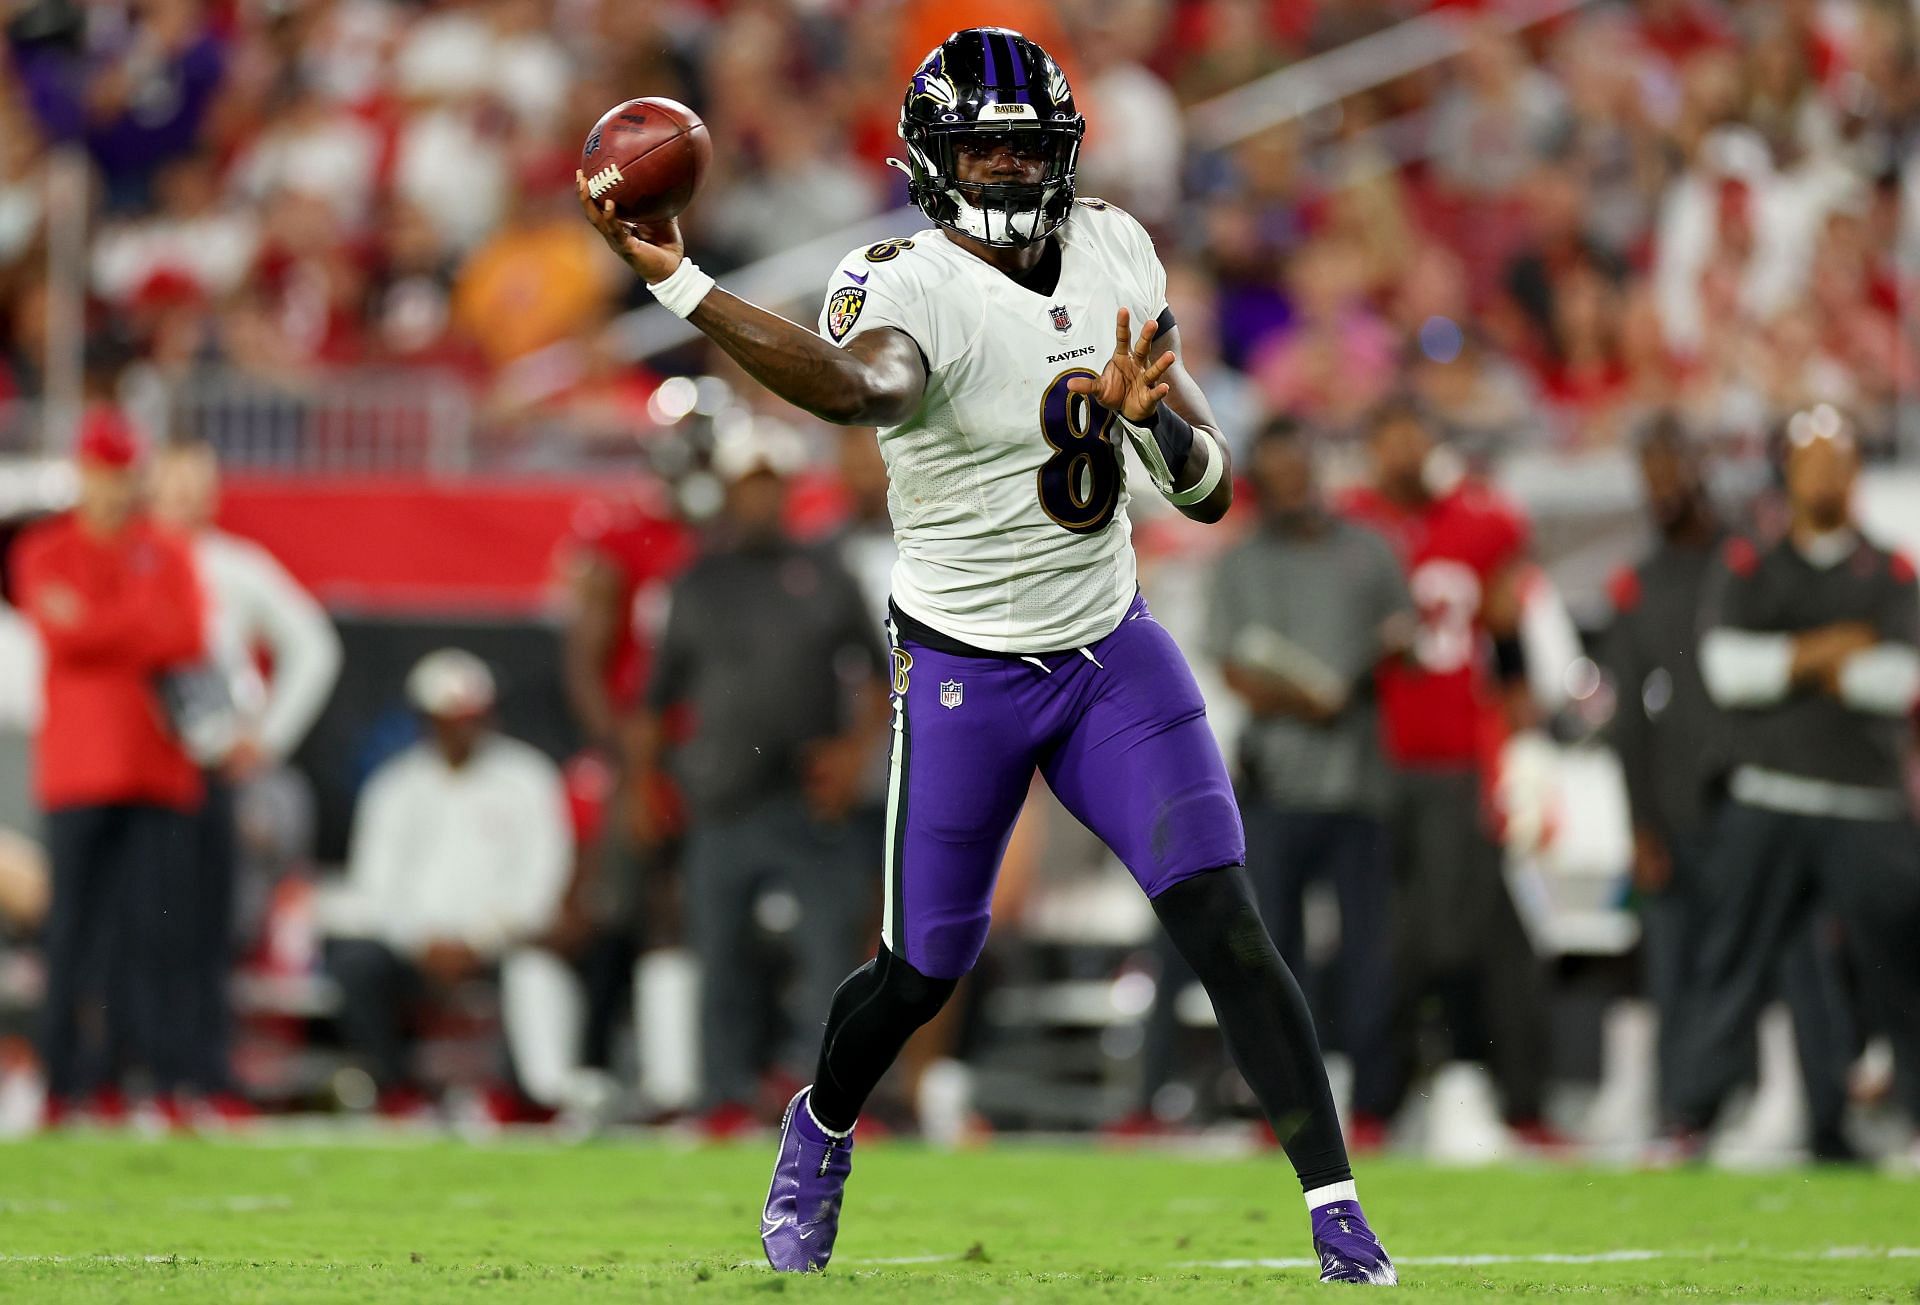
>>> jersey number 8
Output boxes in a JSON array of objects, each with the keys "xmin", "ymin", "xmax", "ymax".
[{"xmin": 1037, "ymin": 369, "xmax": 1121, "ymax": 534}]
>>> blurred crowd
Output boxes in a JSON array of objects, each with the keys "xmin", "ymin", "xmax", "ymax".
[{"xmin": 1, "ymin": 0, "xmax": 1914, "ymax": 463}]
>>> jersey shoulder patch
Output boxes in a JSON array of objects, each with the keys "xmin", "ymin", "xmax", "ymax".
[{"xmin": 825, "ymin": 284, "xmax": 868, "ymax": 342}]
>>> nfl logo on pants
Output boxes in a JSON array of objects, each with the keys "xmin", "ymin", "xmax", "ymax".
[{"xmin": 939, "ymin": 679, "xmax": 964, "ymax": 709}]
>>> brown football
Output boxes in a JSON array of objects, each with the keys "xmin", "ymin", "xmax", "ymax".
[{"xmin": 580, "ymin": 97, "xmax": 711, "ymax": 224}]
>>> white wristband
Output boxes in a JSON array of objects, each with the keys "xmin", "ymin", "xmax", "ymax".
[
  {"xmin": 1167, "ymin": 429, "xmax": 1225, "ymax": 506},
  {"xmin": 647, "ymin": 257, "xmax": 715, "ymax": 319}
]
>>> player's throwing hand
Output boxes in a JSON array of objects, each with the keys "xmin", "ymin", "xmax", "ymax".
[
  {"xmin": 576, "ymin": 171, "xmax": 684, "ymax": 285},
  {"xmin": 1067, "ymin": 308, "xmax": 1176, "ymax": 424}
]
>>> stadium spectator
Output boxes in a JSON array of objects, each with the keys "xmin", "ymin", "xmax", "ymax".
[
  {"xmin": 1601, "ymin": 415, "xmax": 1853, "ymax": 1149},
  {"xmin": 1129, "ymin": 419, "xmax": 1411, "ymax": 1137},
  {"xmin": 1676, "ymin": 406, "xmax": 1920, "ymax": 1152},
  {"xmin": 11, "ymin": 408, "xmax": 205, "ymax": 1124},
  {"xmin": 1428, "ymin": 24, "xmax": 1568, "ymax": 204},
  {"xmin": 704, "ymin": 113, "xmax": 885, "ymax": 265},
  {"xmin": 16, "ymin": 0, "xmax": 227, "ymax": 212},
  {"xmin": 451, "ymin": 167, "xmax": 613, "ymax": 372},
  {"xmin": 1340, "ymin": 399, "xmax": 1556, "ymax": 1149},
  {"xmin": 91, "ymin": 154, "xmax": 258, "ymax": 309},
  {"xmin": 228, "ymin": 81, "xmax": 383, "ymax": 229},
  {"xmin": 1074, "ymin": 0, "xmax": 1185, "ymax": 226},
  {"xmin": 326, "ymin": 649, "xmax": 583, "ymax": 1118},
  {"xmin": 1169, "ymin": 0, "xmax": 1295, "ymax": 105},
  {"xmin": 148, "ymin": 437, "xmax": 341, "ymax": 1119},
  {"xmin": 0, "ymin": 106, "xmax": 43, "ymax": 275},
  {"xmin": 1251, "ymin": 236, "xmax": 1398, "ymax": 434},
  {"xmin": 637, "ymin": 425, "xmax": 889, "ymax": 1135}
]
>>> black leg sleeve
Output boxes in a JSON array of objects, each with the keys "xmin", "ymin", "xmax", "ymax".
[
  {"xmin": 809, "ymin": 946, "xmax": 957, "ymax": 1133},
  {"xmin": 1152, "ymin": 866, "xmax": 1352, "ymax": 1191}
]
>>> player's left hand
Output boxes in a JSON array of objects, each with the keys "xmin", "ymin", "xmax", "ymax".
[{"xmin": 1068, "ymin": 308, "xmax": 1175, "ymax": 424}]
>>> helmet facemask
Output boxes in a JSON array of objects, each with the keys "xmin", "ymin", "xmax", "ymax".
[{"xmin": 903, "ymin": 122, "xmax": 1082, "ymax": 246}]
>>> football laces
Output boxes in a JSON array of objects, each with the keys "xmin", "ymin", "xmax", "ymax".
[{"xmin": 585, "ymin": 163, "xmax": 624, "ymax": 200}]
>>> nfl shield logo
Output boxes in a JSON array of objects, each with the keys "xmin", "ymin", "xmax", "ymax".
[
  {"xmin": 939, "ymin": 679, "xmax": 964, "ymax": 709},
  {"xmin": 1048, "ymin": 304, "xmax": 1072, "ymax": 333}
]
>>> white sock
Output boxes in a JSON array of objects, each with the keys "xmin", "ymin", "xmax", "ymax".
[
  {"xmin": 1304, "ymin": 1180, "xmax": 1359, "ymax": 1211},
  {"xmin": 804, "ymin": 1093, "xmax": 853, "ymax": 1140}
]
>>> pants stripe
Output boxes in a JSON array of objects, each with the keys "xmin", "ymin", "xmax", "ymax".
[{"xmin": 883, "ymin": 624, "xmax": 911, "ymax": 955}]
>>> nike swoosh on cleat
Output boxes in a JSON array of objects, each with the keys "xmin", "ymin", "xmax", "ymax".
[
  {"xmin": 796, "ymin": 1229, "xmax": 816, "ymax": 1241},
  {"xmin": 845, "ymin": 271, "xmax": 869, "ymax": 284}
]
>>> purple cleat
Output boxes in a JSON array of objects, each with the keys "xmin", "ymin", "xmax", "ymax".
[
  {"xmin": 1312, "ymin": 1200, "xmax": 1397, "ymax": 1285},
  {"xmin": 760, "ymin": 1087, "xmax": 854, "ymax": 1273}
]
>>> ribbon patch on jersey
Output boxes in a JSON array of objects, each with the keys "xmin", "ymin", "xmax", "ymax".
[{"xmin": 828, "ymin": 286, "xmax": 867, "ymax": 342}]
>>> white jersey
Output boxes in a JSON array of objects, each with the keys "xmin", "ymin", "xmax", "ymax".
[{"xmin": 818, "ymin": 199, "xmax": 1169, "ymax": 653}]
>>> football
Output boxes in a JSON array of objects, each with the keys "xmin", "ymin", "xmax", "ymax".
[{"xmin": 580, "ymin": 96, "xmax": 712, "ymax": 224}]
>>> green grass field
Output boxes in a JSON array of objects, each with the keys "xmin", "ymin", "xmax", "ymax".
[{"xmin": 1, "ymin": 1134, "xmax": 1916, "ymax": 1301}]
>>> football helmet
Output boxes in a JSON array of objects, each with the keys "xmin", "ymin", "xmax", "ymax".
[{"xmin": 897, "ymin": 27, "xmax": 1086, "ymax": 247}]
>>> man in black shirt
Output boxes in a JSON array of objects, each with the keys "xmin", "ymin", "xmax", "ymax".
[
  {"xmin": 1675, "ymin": 405, "xmax": 1920, "ymax": 1149},
  {"xmin": 1604, "ymin": 419, "xmax": 1852, "ymax": 1151},
  {"xmin": 639, "ymin": 428, "xmax": 891, "ymax": 1134}
]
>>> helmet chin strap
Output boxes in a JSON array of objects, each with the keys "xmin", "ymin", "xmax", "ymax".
[
  {"xmin": 955, "ymin": 192, "xmax": 1051, "ymax": 246},
  {"xmin": 895, "ymin": 143, "xmax": 1062, "ymax": 247}
]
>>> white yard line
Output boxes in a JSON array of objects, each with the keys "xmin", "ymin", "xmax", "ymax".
[
  {"xmin": 1186, "ymin": 1251, "xmax": 1667, "ymax": 1269},
  {"xmin": 835, "ymin": 1246, "xmax": 1920, "ymax": 1269},
  {"xmin": 0, "ymin": 1195, "xmax": 292, "ymax": 1216},
  {"xmin": 1181, "ymin": 1248, "xmax": 1920, "ymax": 1270}
]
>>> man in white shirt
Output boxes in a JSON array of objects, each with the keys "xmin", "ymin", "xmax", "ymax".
[
  {"xmin": 149, "ymin": 439, "xmax": 342, "ymax": 1114},
  {"xmin": 327, "ymin": 649, "xmax": 583, "ymax": 1116}
]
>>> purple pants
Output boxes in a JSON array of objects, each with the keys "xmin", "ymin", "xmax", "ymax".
[{"xmin": 882, "ymin": 595, "xmax": 1245, "ymax": 979}]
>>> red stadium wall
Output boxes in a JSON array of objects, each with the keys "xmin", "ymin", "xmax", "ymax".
[
  {"xmin": 218, "ymin": 476, "xmax": 592, "ymax": 615},
  {"xmin": 216, "ymin": 473, "xmax": 850, "ymax": 615}
]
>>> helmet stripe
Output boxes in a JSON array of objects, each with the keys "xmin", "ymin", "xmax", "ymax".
[
  {"xmin": 979, "ymin": 30, "xmax": 999, "ymax": 91},
  {"xmin": 1005, "ymin": 34, "xmax": 1031, "ymax": 103}
]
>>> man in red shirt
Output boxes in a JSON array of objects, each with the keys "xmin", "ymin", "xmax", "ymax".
[
  {"xmin": 1341, "ymin": 399, "xmax": 1554, "ymax": 1145},
  {"xmin": 11, "ymin": 411, "xmax": 206, "ymax": 1121},
  {"xmin": 555, "ymin": 487, "xmax": 695, "ymax": 1075},
  {"xmin": 561, "ymin": 487, "xmax": 694, "ymax": 761}
]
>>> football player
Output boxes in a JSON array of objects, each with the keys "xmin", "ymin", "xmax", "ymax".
[{"xmin": 581, "ymin": 27, "xmax": 1395, "ymax": 1285}]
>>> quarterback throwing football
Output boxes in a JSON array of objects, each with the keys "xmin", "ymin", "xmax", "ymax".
[{"xmin": 582, "ymin": 27, "xmax": 1396, "ymax": 1285}]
